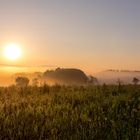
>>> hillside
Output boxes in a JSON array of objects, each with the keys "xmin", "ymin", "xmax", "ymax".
[
  {"xmin": 95, "ymin": 69, "xmax": 140, "ymax": 84},
  {"xmin": 43, "ymin": 68, "xmax": 88, "ymax": 85},
  {"xmin": 13, "ymin": 68, "xmax": 98, "ymax": 86}
]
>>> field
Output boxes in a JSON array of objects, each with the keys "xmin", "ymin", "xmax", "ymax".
[{"xmin": 0, "ymin": 84, "xmax": 139, "ymax": 140}]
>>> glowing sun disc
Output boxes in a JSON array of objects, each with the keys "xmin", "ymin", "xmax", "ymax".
[{"xmin": 4, "ymin": 44, "xmax": 22, "ymax": 60}]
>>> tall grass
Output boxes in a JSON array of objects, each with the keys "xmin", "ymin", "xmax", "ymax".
[{"xmin": 0, "ymin": 85, "xmax": 139, "ymax": 140}]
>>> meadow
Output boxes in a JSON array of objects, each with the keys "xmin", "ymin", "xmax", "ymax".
[{"xmin": 0, "ymin": 84, "xmax": 139, "ymax": 140}]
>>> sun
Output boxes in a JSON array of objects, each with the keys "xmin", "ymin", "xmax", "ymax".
[{"xmin": 4, "ymin": 44, "xmax": 22, "ymax": 60}]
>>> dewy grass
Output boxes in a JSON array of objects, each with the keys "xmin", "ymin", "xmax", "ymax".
[{"xmin": 0, "ymin": 85, "xmax": 139, "ymax": 140}]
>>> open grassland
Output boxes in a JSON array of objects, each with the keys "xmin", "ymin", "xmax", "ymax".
[{"xmin": 0, "ymin": 84, "xmax": 139, "ymax": 140}]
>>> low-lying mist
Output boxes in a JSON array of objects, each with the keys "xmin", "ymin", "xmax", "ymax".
[
  {"xmin": 0, "ymin": 67, "xmax": 98, "ymax": 86},
  {"xmin": 0, "ymin": 67, "xmax": 140, "ymax": 86}
]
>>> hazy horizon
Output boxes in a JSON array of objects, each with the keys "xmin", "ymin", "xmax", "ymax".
[{"xmin": 1, "ymin": 64, "xmax": 140, "ymax": 75}]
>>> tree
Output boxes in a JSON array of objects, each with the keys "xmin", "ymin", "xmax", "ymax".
[
  {"xmin": 15, "ymin": 77, "xmax": 30, "ymax": 87},
  {"xmin": 88, "ymin": 75, "xmax": 98, "ymax": 85},
  {"xmin": 116, "ymin": 79, "xmax": 123, "ymax": 94},
  {"xmin": 132, "ymin": 77, "xmax": 139, "ymax": 85},
  {"xmin": 116, "ymin": 78, "xmax": 123, "ymax": 86}
]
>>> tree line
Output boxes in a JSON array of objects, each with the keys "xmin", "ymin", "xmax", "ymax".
[{"xmin": 15, "ymin": 76, "xmax": 140, "ymax": 87}]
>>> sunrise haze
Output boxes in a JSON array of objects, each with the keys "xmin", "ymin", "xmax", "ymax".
[{"xmin": 0, "ymin": 0, "xmax": 140, "ymax": 73}]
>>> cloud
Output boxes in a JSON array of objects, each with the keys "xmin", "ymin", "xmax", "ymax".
[{"xmin": 0, "ymin": 64, "xmax": 58, "ymax": 68}]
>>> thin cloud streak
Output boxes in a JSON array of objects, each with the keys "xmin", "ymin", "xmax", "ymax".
[{"xmin": 0, "ymin": 64, "xmax": 58, "ymax": 68}]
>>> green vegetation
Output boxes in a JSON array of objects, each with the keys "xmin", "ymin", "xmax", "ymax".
[{"xmin": 0, "ymin": 84, "xmax": 139, "ymax": 140}]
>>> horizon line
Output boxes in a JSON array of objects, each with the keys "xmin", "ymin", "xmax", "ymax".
[{"xmin": 0, "ymin": 64, "xmax": 59, "ymax": 68}]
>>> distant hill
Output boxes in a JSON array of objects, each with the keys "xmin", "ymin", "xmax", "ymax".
[
  {"xmin": 43, "ymin": 68, "xmax": 97, "ymax": 85},
  {"xmin": 1, "ymin": 68, "xmax": 140, "ymax": 86},
  {"xmin": 13, "ymin": 68, "xmax": 98, "ymax": 86},
  {"xmin": 95, "ymin": 69, "xmax": 140, "ymax": 84}
]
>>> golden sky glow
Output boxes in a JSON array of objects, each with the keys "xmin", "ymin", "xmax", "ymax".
[
  {"xmin": 3, "ymin": 44, "xmax": 22, "ymax": 61},
  {"xmin": 0, "ymin": 0, "xmax": 140, "ymax": 74}
]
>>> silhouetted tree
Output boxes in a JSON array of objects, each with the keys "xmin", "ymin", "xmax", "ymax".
[
  {"xmin": 56, "ymin": 67, "xmax": 61, "ymax": 71},
  {"xmin": 116, "ymin": 79, "xmax": 123, "ymax": 86},
  {"xmin": 88, "ymin": 75, "xmax": 98, "ymax": 85},
  {"xmin": 132, "ymin": 77, "xmax": 139, "ymax": 85},
  {"xmin": 116, "ymin": 79, "xmax": 123, "ymax": 94},
  {"xmin": 15, "ymin": 77, "xmax": 29, "ymax": 87}
]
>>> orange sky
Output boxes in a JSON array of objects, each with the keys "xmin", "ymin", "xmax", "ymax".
[{"xmin": 0, "ymin": 0, "xmax": 140, "ymax": 74}]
